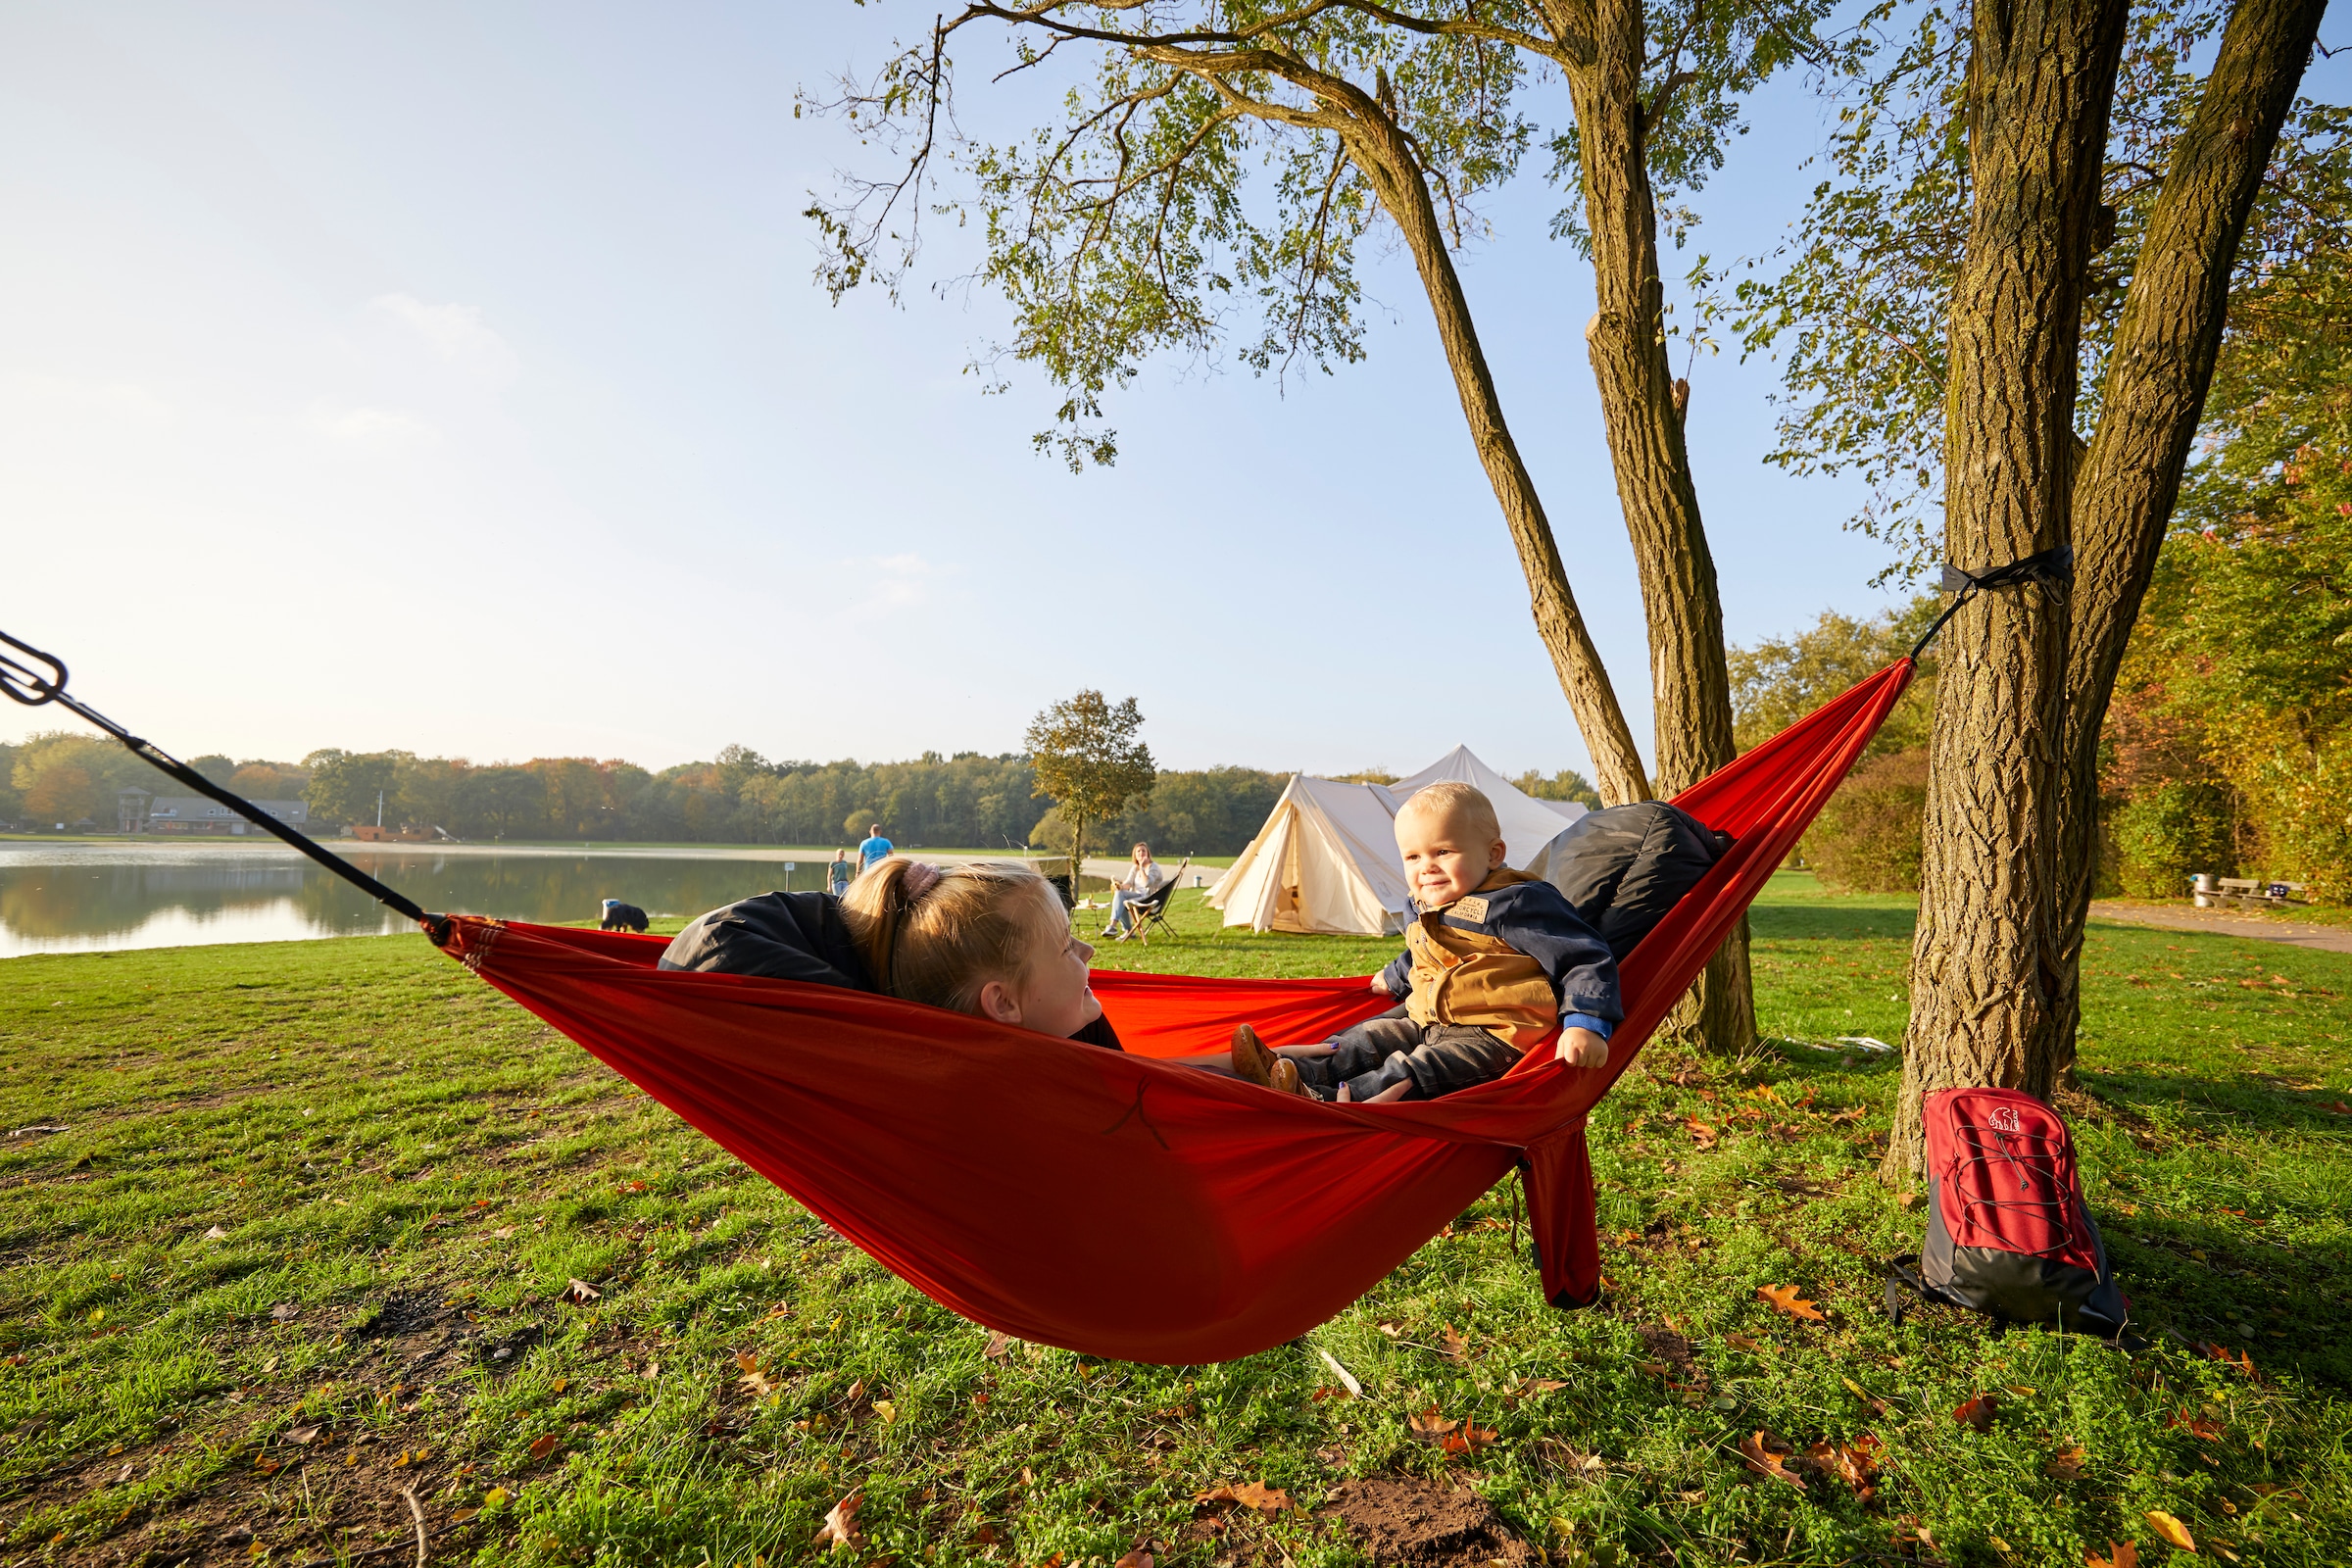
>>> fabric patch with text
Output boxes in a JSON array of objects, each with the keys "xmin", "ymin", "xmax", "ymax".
[{"xmin": 1447, "ymin": 896, "xmax": 1490, "ymax": 924}]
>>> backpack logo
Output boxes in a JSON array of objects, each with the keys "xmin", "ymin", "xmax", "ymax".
[{"xmin": 1988, "ymin": 1103, "xmax": 2022, "ymax": 1134}]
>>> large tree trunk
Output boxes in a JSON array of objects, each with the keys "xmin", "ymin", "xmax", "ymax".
[
  {"xmin": 1314, "ymin": 80, "xmax": 1654, "ymax": 808},
  {"xmin": 2047, "ymin": 0, "xmax": 2330, "ymax": 1080},
  {"xmin": 1563, "ymin": 0, "xmax": 1756, "ymax": 1052},
  {"xmin": 1884, "ymin": 0, "xmax": 2128, "ymax": 1181}
]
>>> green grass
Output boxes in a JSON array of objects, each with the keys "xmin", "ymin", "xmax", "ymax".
[{"xmin": 3, "ymin": 874, "xmax": 2347, "ymax": 1567}]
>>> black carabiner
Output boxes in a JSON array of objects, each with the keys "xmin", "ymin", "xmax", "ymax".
[{"xmin": 0, "ymin": 628, "xmax": 67, "ymax": 707}]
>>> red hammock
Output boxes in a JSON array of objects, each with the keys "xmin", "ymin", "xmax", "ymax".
[{"xmin": 433, "ymin": 662, "xmax": 1914, "ymax": 1364}]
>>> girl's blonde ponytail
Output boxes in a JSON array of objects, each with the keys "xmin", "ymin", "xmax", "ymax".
[{"xmin": 841, "ymin": 857, "xmax": 1060, "ymax": 1014}]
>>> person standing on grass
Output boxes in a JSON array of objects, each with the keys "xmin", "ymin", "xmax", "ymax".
[
  {"xmin": 1100, "ymin": 841, "xmax": 1167, "ymax": 940},
  {"xmin": 829, "ymin": 849, "xmax": 854, "ymax": 897},
  {"xmin": 858, "ymin": 823, "xmax": 894, "ymax": 872}
]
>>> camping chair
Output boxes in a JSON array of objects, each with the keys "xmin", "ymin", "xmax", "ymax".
[{"xmin": 1123, "ymin": 858, "xmax": 1190, "ymax": 945}]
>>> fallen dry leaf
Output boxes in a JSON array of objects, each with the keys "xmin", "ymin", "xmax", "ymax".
[
  {"xmin": 1725, "ymin": 1334, "xmax": 1763, "ymax": 1352},
  {"xmin": 450, "ymin": 1507, "xmax": 481, "ymax": 1525},
  {"xmin": 269, "ymin": 1303, "xmax": 300, "ymax": 1323},
  {"xmin": 1441, "ymin": 1423, "xmax": 1498, "ymax": 1458},
  {"xmin": 1757, "ymin": 1284, "xmax": 1827, "ymax": 1322},
  {"xmin": 1440, "ymin": 1324, "xmax": 1473, "ymax": 1361},
  {"xmin": 2043, "ymin": 1446, "xmax": 2088, "ymax": 1480},
  {"xmin": 528, "ymin": 1434, "xmax": 560, "ymax": 1461},
  {"xmin": 562, "ymin": 1278, "xmax": 601, "ymax": 1304},
  {"xmin": 1407, "ymin": 1404, "xmax": 1460, "ymax": 1442},
  {"xmin": 483, "ymin": 1487, "xmax": 510, "ymax": 1507},
  {"xmin": 2145, "ymin": 1511, "xmax": 2196, "ymax": 1553},
  {"xmin": 203, "ymin": 1225, "xmax": 228, "ymax": 1241},
  {"xmin": 282, "ymin": 1425, "xmax": 319, "ymax": 1446},
  {"xmin": 1684, "ymin": 1116, "xmax": 1719, "ymax": 1149},
  {"xmin": 1804, "ymin": 1434, "xmax": 1881, "ymax": 1499},
  {"xmin": 1196, "ymin": 1481, "xmax": 1291, "ymax": 1514},
  {"xmin": 1523, "ymin": 1378, "xmax": 1567, "ymax": 1396},
  {"xmin": 1738, "ymin": 1431, "xmax": 1804, "ymax": 1491},
  {"xmin": 1953, "ymin": 1394, "xmax": 1998, "ymax": 1432},
  {"xmin": 1636, "ymin": 1360, "xmax": 1671, "ymax": 1377},
  {"xmin": 2084, "ymin": 1543, "xmax": 2138, "ymax": 1568},
  {"xmin": 1112, "ymin": 1552, "xmax": 1152, "ymax": 1568},
  {"xmin": 1376, "ymin": 1320, "xmax": 1405, "ymax": 1339},
  {"xmin": 2169, "ymin": 1412, "xmax": 2225, "ymax": 1442},
  {"xmin": 2206, "ymin": 1345, "xmax": 2259, "ymax": 1379},
  {"xmin": 737, "ymin": 1351, "xmax": 777, "ymax": 1398},
  {"xmin": 492, "ymin": 1226, "xmax": 516, "ymax": 1240},
  {"xmin": 816, "ymin": 1493, "xmax": 863, "ymax": 1551},
  {"xmin": 1894, "ymin": 1518, "xmax": 1939, "ymax": 1552},
  {"xmin": 984, "ymin": 1331, "xmax": 1012, "ymax": 1359},
  {"xmin": 550, "ymin": 1377, "xmax": 568, "ymax": 1394}
]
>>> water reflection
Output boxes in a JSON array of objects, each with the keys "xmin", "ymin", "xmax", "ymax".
[{"xmin": 0, "ymin": 844, "xmax": 859, "ymax": 958}]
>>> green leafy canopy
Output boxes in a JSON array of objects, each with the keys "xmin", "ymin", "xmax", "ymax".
[
  {"xmin": 805, "ymin": 1, "xmax": 1856, "ymax": 469},
  {"xmin": 1723, "ymin": 0, "xmax": 2350, "ymax": 581}
]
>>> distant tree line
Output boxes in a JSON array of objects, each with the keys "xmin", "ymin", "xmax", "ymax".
[
  {"xmin": 0, "ymin": 733, "xmax": 1282, "ymax": 856},
  {"xmin": 6, "ymin": 730, "xmax": 1621, "ymax": 862}
]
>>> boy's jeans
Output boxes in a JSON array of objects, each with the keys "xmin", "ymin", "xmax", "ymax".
[{"xmin": 1292, "ymin": 1015, "xmax": 1519, "ymax": 1102}]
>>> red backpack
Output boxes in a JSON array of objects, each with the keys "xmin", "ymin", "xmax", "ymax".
[{"xmin": 1885, "ymin": 1087, "xmax": 2132, "ymax": 1341}]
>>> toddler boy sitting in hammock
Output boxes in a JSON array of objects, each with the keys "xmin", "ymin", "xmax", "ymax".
[{"xmin": 1233, "ymin": 782, "xmax": 1619, "ymax": 1102}]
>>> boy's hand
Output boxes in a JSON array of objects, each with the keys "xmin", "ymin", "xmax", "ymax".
[
  {"xmin": 1368, "ymin": 974, "xmax": 1391, "ymax": 994},
  {"xmin": 1556, "ymin": 1027, "xmax": 1609, "ymax": 1069}
]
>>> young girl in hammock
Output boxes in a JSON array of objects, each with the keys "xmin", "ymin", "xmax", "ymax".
[{"xmin": 663, "ymin": 856, "xmax": 1122, "ymax": 1048}]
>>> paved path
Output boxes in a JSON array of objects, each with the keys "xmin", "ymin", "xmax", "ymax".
[{"xmin": 2086, "ymin": 901, "xmax": 2352, "ymax": 955}]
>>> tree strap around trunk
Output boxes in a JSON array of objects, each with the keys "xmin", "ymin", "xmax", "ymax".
[
  {"xmin": 1910, "ymin": 545, "xmax": 2076, "ymax": 661},
  {"xmin": 0, "ymin": 627, "xmax": 450, "ymax": 942}
]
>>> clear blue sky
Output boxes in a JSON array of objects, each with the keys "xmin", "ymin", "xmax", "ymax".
[{"xmin": 6, "ymin": 5, "xmax": 2332, "ymax": 780}]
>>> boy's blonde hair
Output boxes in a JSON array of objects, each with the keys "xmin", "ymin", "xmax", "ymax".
[
  {"xmin": 841, "ymin": 857, "xmax": 1061, "ymax": 1014},
  {"xmin": 1398, "ymin": 781, "xmax": 1502, "ymax": 845}
]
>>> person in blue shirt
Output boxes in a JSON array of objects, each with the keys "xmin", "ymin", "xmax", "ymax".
[
  {"xmin": 828, "ymin": 849, "xmax": 854, "ymax": 897},
  {"xmin": 858, "ymin": 823, "xmax": 894, "ymax": 872}
]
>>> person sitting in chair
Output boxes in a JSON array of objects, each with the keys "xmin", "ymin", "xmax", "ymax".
[{"xmin": 1100, "ymin": 842, "xmax": 1168, "ymax": 941}]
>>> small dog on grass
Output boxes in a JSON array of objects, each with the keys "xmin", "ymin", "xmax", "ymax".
[{"xmin": 600, "ymin": 899, "xmax": 650, "ymax": 933}]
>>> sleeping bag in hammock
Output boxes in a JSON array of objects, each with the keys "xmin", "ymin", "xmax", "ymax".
[{"xmin": 430, "ymin": 661, "xmax": 1917, "ymax": 1364}]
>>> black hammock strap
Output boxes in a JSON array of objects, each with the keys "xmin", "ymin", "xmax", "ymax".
[
  {"xmin": 0, "ymin": 627, "xmax": 451, "ymax": 943},
  {"xmin": 1908, "ymin": 544, "xmax": 2074, "ymax": 662}
]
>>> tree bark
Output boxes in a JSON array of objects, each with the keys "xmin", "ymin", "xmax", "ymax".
[
  {"xmin": 1884, "ymin": 0, "xmax": 2128, "ymax": 1181},
  {"xmin": 2047, "ymin": 0, "xmax": 2329, "ymax": 1080},
  {"xmin": 1561, "ymin": 0, "xmax": 1756, "ymax": 1052},
  {"xmin": 1324, "ymin": 85, "xmax": 1655, "ymax": 807}
]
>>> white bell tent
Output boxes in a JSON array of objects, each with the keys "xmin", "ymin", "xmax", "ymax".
[
  {"xmin": 1205, "ymin": 748, "xmax": 1590, "ymax": 936},
  {"xmin": 1391, "ymin": 745, "xmax": 1590, "ymax": 867}
]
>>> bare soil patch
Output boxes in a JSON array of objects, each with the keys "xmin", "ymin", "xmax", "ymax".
[{"xmin": 1325, "ymin": 1475, "xmax": 1535, "ymax": 1568}]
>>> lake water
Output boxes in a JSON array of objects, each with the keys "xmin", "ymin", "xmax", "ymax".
[{"xmin": 0, "ymin": 843, "xmax": 886, "ymax": 959}]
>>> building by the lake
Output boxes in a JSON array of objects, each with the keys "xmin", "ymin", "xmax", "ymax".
[{"xmin": 118, "ymin": 788, "xmax": 311, "ymax": 836}]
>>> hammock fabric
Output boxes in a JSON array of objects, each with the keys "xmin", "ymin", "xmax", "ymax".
[{"xmin": 433, "ymin": 661, "xmax": 1915, "ymax": 1365}]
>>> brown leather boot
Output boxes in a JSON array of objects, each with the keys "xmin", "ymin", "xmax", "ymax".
[
  {"xmin": 1230, "ymin": 1023, "xmax": 1278, "ymax": 1087},
  {"xmin": 1269, "ymin": 1057, "xmax": 1313, "ymax": 1099}
]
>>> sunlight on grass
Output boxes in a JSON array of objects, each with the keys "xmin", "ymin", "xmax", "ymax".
[{"xmin": 2, "ymin": 874, "xmax": 2346, "ymax": 1565}]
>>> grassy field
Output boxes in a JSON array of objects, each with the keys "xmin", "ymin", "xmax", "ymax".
[{"xmin": 3, "ymin": 875, "xmax": 2347, "ymax": 1568}]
